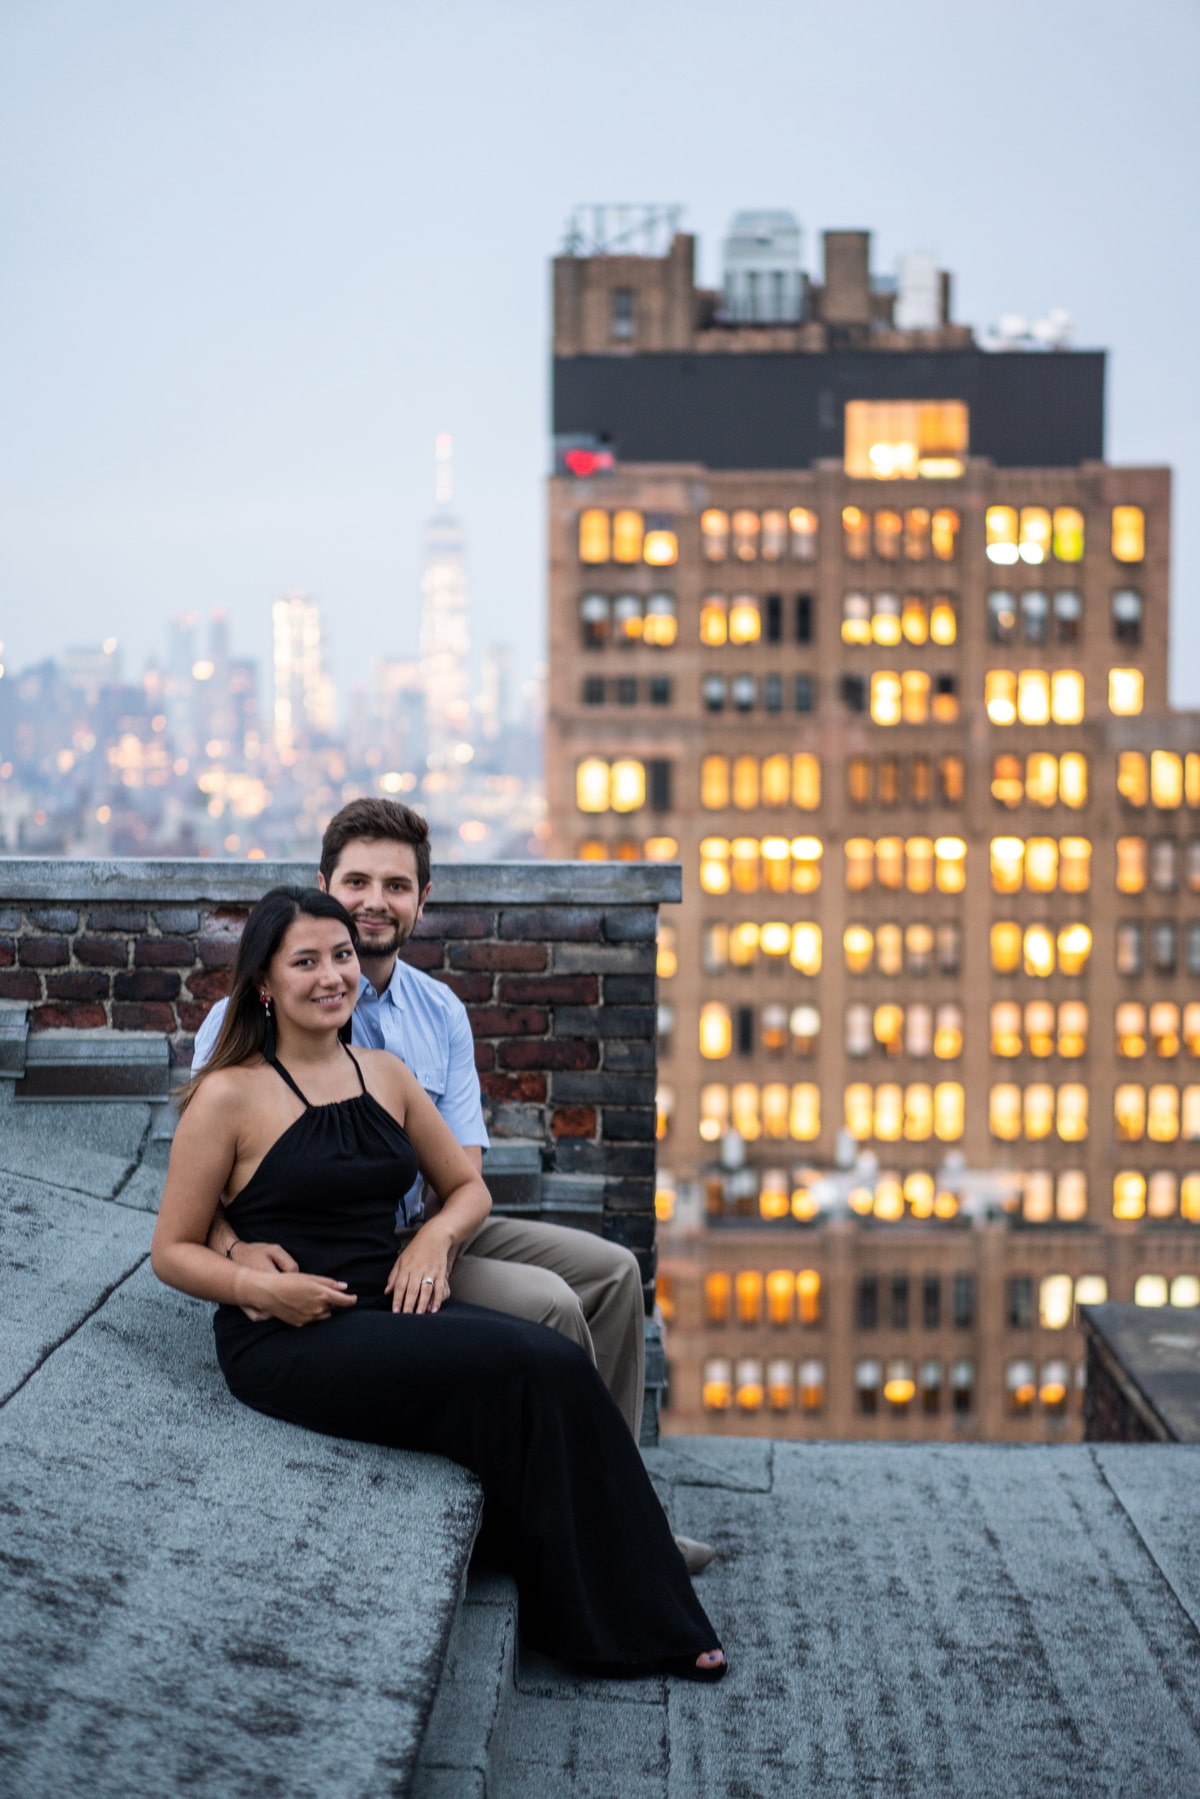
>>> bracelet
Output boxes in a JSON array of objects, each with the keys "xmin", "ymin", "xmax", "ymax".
[{"xmin": 225, "ymin": 1241, "xmax": 238, "ymax": 1261}]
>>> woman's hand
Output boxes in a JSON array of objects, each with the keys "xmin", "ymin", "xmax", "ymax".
[
  {"xmin": 385, "ymin": 1222, "xmax": 454, "ymax": 1315},
  {"xmin": 252, "ymin": 1272, "xmax": 359, "ymax": 1329},
  {"xmin": 230, "ymin": 1239, "xmax": 300, "ymax": 1321}
]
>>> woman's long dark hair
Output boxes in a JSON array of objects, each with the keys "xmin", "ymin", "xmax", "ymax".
[{"xmin": 179, "ymin": 887, "xmax": 358, "ymax": 1110}]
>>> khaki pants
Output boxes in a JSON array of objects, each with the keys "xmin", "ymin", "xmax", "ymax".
[{"xmin": 446, "ymin": 1217, "xmax": 645, "ymax": 1442}]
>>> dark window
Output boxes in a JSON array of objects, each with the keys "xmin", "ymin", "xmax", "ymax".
[
  {"xmin": 794, "ymin": 674, "xmax": 816, "ymax": 713},
  {"xmin": 937, "ymin": 923, "xmax": 962, "ymax": 976},
  {"xmin": 1188, "ymin": 923, "xmax": 1200, "ymax": 978},
  {"xmin": 582, "ymin": 677, "xmax": 605, "ymax": 706},
  {"xmin": 890, "ymin": 1276, "xmax": 909, "ymax": 1330},
  {"xmin": 795, "ymin": 594, "xmax": 814, "ymax": 643},
  {"xmin": 1113, "ymin": 589, "xmax": 1143, "ymax": 646},
  {"xmin": 765, "ymin": 595, "xmax": 782, "ymax": 644},
  {"xmin": 702, "ymin": 675, "xmax": 726, "ymax": 713},
  {"xmin": 910, "ymin": 756, "xmax": 932, "ymax": 806},
  {"xmin": 1007, "ymin": 1277, "xmax": 1034, "ymax": 1329},
  {"xmin": 611, "ymin": 287, "xmax": 635, "ymax": 340},
  {"xmin": 731, "ymin": 675, "xmax": 756, "ymax": 713},
  {"xmin": 615, "ymin": 676, "xmax": 637, "ymax": 706},
  {"xmin": 987, "ymin": 591, "xmax": 1016, "ymax": 644},
  {"xmin": 648, "ymin": 760, "xmax": 672, "ymax": 812},
  {"xmin": 934, "ymin": 673, "xmax": 958, "ymax": 704},
  {"xmin": 1117, "ymin": 922, "xmax": 1144, "ymax": 976},
  {"xmin": 580, "ymin": 594, "xmax": 609, "ymax": 648},
  {"xmin": 939, "ymin": 755, "xmax": 965, "ymax": 805},
  {"xmin": 1021, "ymin": 590, "xmax": 1049, "ymax": 645},
  {"xmin": 736, "ymin": 1005, "xmax": 754, "ymax": 1057},
  {"xmin": 951, "ymin": 1363, "xmax": 974, "ymax": 1415},
  {"xmin": 877, "ymin": 757, "xmax": 900, "ymax": 808},
  {"xmin": 764, "ymin": 673, "xmax": 782, "ymax": 712},
  {"xmin": 857, "ymin": 1276, "xmax": 879, "ymax": 1330},
  {"xmin": 922, "ymin": 1276, "xmax": 941, "ymax": 1329},
  {"xmin": 952, "ymin": 1274, "xmax": 975, "ymax": 1329},
  {"xmin": 648, "ymin": 677, "xmax": 672, "ymax": 707},
  {"xmin": 1152, "ymin": 921, "xmax": 1177, "ymax": 974},
  {"xmin": 841, "ymin": 674, "xmax": 866, "ymax": 714},
  {"xmin": 1054, "ymin": 590, "xmax": 1083, "ymax": 644}
]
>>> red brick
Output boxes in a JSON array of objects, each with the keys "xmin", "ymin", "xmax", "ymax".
[
  {"xmin": 432, "ymin": 972, "xmax": 493, "ymax": 1003},
  {"xmin": 74, "ymin": 935, "xmax": 130, "ymax": 968},
  {"xmin": 86, "ymin": 906, "xmax": 146, "ymax": 931},
  {"xmin": 31, "ymin": 1003, "xmax": 106, "ymax": 1029},
  {"xmin": 448, "ymin": 942, "xmax": 547, "ymax": 972},
  {"xmin": 19, "ymin": 937, "xmax": 69, "ymax": 968},
  {"xmin": 44, "ymin": 972, "xmax": 111, "ymax": 1002},
  {"xmin": 416, "ymin": 908, "xmax": 495, "ymax": 939},
  {"xmin": 498, "ymin": 1039, "xmax": 599, "ymax": 1071},
  {"xmin": 480, "ymin": 1071, "xmax": 548, "ymax": 1103},
  {"xmin": 115, "ymin": 969, "xmax": 182, "ymax": 1002},
  {"xmin": 0, "ymin": 937, "xmax": 14, "ymax": 967},
  {"xmin": 0, "ymin": 971, "xmax": 40, "ymax": 1000},
  {"xmin": 198, "ymin": 909, "xmax": 246, "ymax": 967},
  {"xmin": 134, "ymin": 936, "xmax": 194, "ymax": 967},
  {"xmin": 185, "ymin": 969, "xmax": 233, "ymax": 1002},
  {"xmin": 113, "ymin": 1002, "xmax": 177, "ymax": 1031},
  {"xmin": 473, "ymin": 1041, "xmax": 495, "ymax": 1071},
  {"xmin": 466, "ymin": 1005, "xmax": 548, "ymax": 1037},
  {"xmin": 198, "ymin": 936, "xmax": 239, "ymax": 969},
  {"xmin": 497, "ymin": 974, "xmax": 598, "ymax": 1005},
  {"xmin": 498, "ymin": 906, "xmax": 602, "ymax": 941},
  {"xmin": 178, "ymin": 1002, "xmax": 211, "ymax": 1033},
  {"xmin": 400, "ymin": 940, "xmax": 444, "ymax": 971},
  {"xmin": 552, "ymin": 1105, "xmax": 597, "ymax": 1138}
]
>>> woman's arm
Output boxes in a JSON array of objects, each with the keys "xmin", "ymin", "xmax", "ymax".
[
  {"xmin": 367, "ymin": 1056, "xmax": 492, "ymax": 1316},
  {"xmin": 150, "ymin": 1078, "xmax": 356, "ymax": 1328}
]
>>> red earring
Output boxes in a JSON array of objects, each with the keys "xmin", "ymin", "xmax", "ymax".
[{"xmin": 260, "ymin": 992, "xmax": 272, "ymax": 1017}]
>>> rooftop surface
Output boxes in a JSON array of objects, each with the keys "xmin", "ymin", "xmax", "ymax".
[{"xmin": 4, "ymin": 1086, "xmax": 1200, "ymax": 1798}]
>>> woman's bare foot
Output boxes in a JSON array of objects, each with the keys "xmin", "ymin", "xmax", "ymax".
[{"xmin": 696, "ymin": 1649, "xmax": 726, "ymax": 1674}]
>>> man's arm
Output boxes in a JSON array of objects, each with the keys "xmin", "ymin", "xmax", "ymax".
[{"xmin": 419, "ymin": 1003, "xmax": 487, "ymax": 1216}]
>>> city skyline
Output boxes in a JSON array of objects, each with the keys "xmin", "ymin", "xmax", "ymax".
[{"xmin": 3, "ymin": 3, "xmax": 1199, "ymax": 708}]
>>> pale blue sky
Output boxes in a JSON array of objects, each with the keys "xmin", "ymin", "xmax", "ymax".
[{"xmin": 3, "ymin": 0, "xmax": 1198, "ymax": 705}]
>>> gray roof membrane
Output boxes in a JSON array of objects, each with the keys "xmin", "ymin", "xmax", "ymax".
[{"xmin": 4, "ymin": 1088, "xmax": 1200, "ymax": 1797}]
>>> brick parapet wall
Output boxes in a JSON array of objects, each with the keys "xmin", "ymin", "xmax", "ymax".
[{"xmin": 0, "ymin": 859, "xmax": 678, "ymax": 1296}]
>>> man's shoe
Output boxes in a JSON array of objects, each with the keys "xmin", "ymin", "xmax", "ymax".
[{"xmin": 674, "ymin": 1534, "xmax": 716, "ymax": 1575}]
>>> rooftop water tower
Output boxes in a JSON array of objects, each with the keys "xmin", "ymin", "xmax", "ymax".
[{"xmin": 722, "ymin": 210, "xmax": 804, "ymax": 323}]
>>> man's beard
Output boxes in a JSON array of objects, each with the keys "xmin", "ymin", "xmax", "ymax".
[{"xmin": 352, "ymin": 919, "xmax": 408, "ymax": 960}]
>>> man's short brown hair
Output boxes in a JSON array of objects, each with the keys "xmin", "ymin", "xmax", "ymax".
[{"xmin": 319, "ymin": 799, "xmax": 431, "ymax": 891}]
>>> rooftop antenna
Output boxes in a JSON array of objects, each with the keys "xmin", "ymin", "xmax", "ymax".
[{"xmin": 434, "ymin": 433, "xmax": 453, "ymax": 508}]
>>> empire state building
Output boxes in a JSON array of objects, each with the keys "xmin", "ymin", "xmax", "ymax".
[{"xmin": 419, "ymin": 434, "xmax": 472, "ymax": 767}]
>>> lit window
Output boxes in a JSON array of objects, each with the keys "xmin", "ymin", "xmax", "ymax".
[
  {"xmin": 1051, "ymin": 670, "xmax": 1085, "ymax": 724},
  {"xmin": 656, "ymin": 924, "xmax": 677, "ymax": 980},
  {"xmin": 644, "ymin": 835, "xmax": 678, "ymax": 861},
  {"xmin": 611, "ymin": 509, "xmax": 644, "ymax": 563},
  {"xmin": 1109, "ymin": 668, "xmax": 1144, "ymax": 716},
  {"xmin": 1058, "ymin": 1003, "xmax": 1088, "ymax": 1058},
  {"xmin": 760, "ymin": 510, "xmax": 787, "ymax": 561},
  {"xmin": 699, "ymin": 1084, "xmax": 728, "ymax": 1143},
  {"xmin": 735, "ymin": 1270, "xmax": 763, "ymax": 1325},
  {"xmin": 992, "ymin": 754, "xmax": 1023, "ymax": 808},
  {"xmin": 702, "ymin": 1357, "xmax": 733, "ymax": 1410},
  {"xmin": 886, "ymin": 923, "xmax": 911, "ymax": 974},
  {"xmin": 1117, "ymin": 1002, "xmax": 1146, "ymax": 1058},
  {"xmin": 643, "ymin": 593, "xmax": 677, "ymax": 646},
  {"xmin": 700, "ymin": 757, "xmax": 729, "ymax": 811},
  {"xmin": 934, "ymin": 1005, "xmax": 963, "ymax": 1059},
  {"xmin": 844, "ymin": 926, "xmax": 874, "ymax": 975},
  {"xmin": 1112, "ymin": 506, "xmax": 1145, "ymax": 563},
  {"xmin": 576, "ymin": 758, "xmax": 610, "ymax": 812},
  {"xmin": 933, "ymin": 836, "xmax": 965, "ymax": 893},
  {"xmin": 613, "ymin": 594, "xmax": 643, "ymax": 642},
  {"xmin": 730, "ymin": 922, "xmax": 759, "ymax": 965},
  {"xmin": 1151, "ymin": 751, "xmax": 1183, "ymax": 809},
  {"xmin": 985, "ymin": 670, "xmax": 1017, "ymax": 726},
  {"xmin": 1116, "ymin": 837, "xmax": 1146, "ymax": 894},
  {"xmin": 729, "ymin": 596, "xmax": 761, "ymax": 644},
  {"xmin": 699, "ymin": 1003, "xmax": 732, "ymax": 1061},
  {"xmin": 1025, "ymin": 752, "xmax": 1058, "ymax": 807},
  {"xmin": 731, "ymin": 1083, "xmax": 761, "ymax": 1141},
  {"xmin": 792, "ymin": 754, "xmax": 821, "ymax": 810},
  {"xmin": 986, "ymin": 506, "xmax": 1019, "ymax": 565},
  {"xmin": 1052, "ymin": 508, "xmax": 1085, "ymax": 562},
  {"xmin": 875, "ymin": 837, "xmax": 903, "ymax": 889},
  {"xmin": 1150, "ymin": 1002, "xmax": 1180, "ymax": 1057},
  {"xmin": 643, "ymin": 527, "xmax": 678, "ymax": 567},
  {"xmin": 789, "ymin": 507, "xmax": 819, "ymax": 561},
  {"xmin": 1184, "ymin": 1177, "xmax": 1200, "ymax": 1222},
  {"xmin": 1019, "ymin": 507, "xmax": 1052, "ymax": 565},
  {"xmin": 731, "ymin": 837, "xmax": 759, "ymax": 893},
  {"xmin": 1118, "ymin": 751, "xmax": 1148, "ymax": 807},
  {"xmin": 930, "ymin": 597, "xmax": 957, "ymax": 645},
  {"xmin": 790, "ymin": 1005, "xmax": 820, "ymax": 1055},
  {"xmin": 790, "ymin": 1084, "xmax": 820, "ymax": 1141},
  {"xmin": 907, "ymin": 1004, "xmax": 933, "ymax": 1057},
  {"xmin": 845, "ymin": 1084, "xmax": 873, "ymax": 1141},
  {"xmin": 885, "ymin": 1358, "xmax": 916, "ymax": 1411},
  {"xmin": 1150, "ymin": 839, "xmax": 1177, "ymax": 893},
  {"xmin": 991, "ymin": 836, "xmax": 1025, "ymax": 893},
  {"xmin": 766, "ymin": 1356, "xmax": 794, "ymax": 1409},
  {"xmin": 1148, "ymin": 1085, "xmax": 1180, "ymax": 1143},
  {"xmin": 1059, "ymin": 837, "xmax": 1091, "ymax": 893},
  {"xmin": 874, "ymin": 1003, "xmax": 904, "ymax": 1055},
  {"xmin": 1187, "ymin": 1088, "xmax": 1200, "ymax": 1140},
  {"xmin": 1113, "ymin": 1171, "xmax": 1146, "ymax": 1220},
  {"xmin": 872, "ymin": 591, "xmax": 903, "ymax": 646},
  {"xmin": 610, "ymin": 760, "xmax": 645, "ymax": 812},
  {"xmin": 798, "ymin": 1357, "xmax": 825, "ymax": 1410},
  {"xmin": 579, "ymin": 510, "xmax": 611, "ymax": 564},
  {"xmin": 1058, "ymin": 923, "xmax": 1092, "ymax": 975},
  {"xmin": 790, "ymin": 835, "xmax": 823, "ymax": 893},
  {"xmin": 1025, "ymin": 1002, "xmax": 1055, "ymax": 1058},
  {"xmin": 901, "ymin": 670, "xmax": 930, "ymax": 723},
  {"xmin": 1115, "ymin": 1085, "xmax": 1146, "ymax": 1141},
  {"xmin": 1040, "ymin": 1275, "xmax": 1074, "ymax": 1330},
  {"xmin": 845, "ymin": 839, "xmax": 874, "ymax": 892},
  {"xmin": 842, "ymin": 506, "xmax": 870, "ymax": 560},
  {"xmin": 931, "ymin": 509, "xmax": 959, "ymax": 560},
  {"xmin": 844, "ymin": 400, "xmax": 968, "ymax": 480},
  {"xmin": 1024, "ymin": 925, "xmax": 1056, "ymax": 978},
  {"xmin": 732, "ymin": 756, "xmax": 758, "ymax": 809},
  {"xmin": 1007, "ymin": 1359, "xmax": 1036, "ymax": 1415},
  {"xmin": 1185, "ymin": 1003, "xmax": 1200, "ymax": 1055},
  {"xmin": 903, "ymin": 508, "xmax": 930, "ymax": 559},
  {"xmin": 874, "ymin": 511, "xmax": 903, "ymax": 560},
  {"xmin": 934, "ymin": 1083, "xmax": 964, "ymax": 1141},
  {"xmin": 704, "ymin": 1272, "xmax": 731, "ymax": 1324},
  {"xmin": 1060, "ymin": 753, "xmax": 1088, "ymax": 808},
  {"xmin": 991, "ymin": 921, "xmax": 1022, "ymax": 973},
  {"xmin": 790, "ymin": 923, "xmax": 822, "ymax": 976},
  {"xmin": 701, "ymin": 509, "xmax": 729, "ymax": 562},
  {"xmin": 1172, "ymin": 1274, "xmax": 1200, "ymax": 1305},
  {"xmin": 731, "ymin": 510, "xmax": 760, "ymax": 563},
  {"xmin": 1017, "ymin": 670, "xmax": 1050, "ymax": 726},
  {"xmin": 842, "ymin": 592, "xmax": 871, "ymax": 645},
  {"xmin": 1057, "ymin": 1085, "xmax": 1088, "ymax": 1142},
  {"xmin": 700, "ymin": 595, "xmax": 728, "ymax": 646},
  {"xmin": 870, "ymin": 671, "xmax": 902, "ymax": 727},
  {"xmin": 899, "ymin": 594, "xmax": 928, "ymax": 645},
  {"xmin": 992, "ymin": 1002, "xmax": 1022, "ymax": 1057},
  {"xmin": 1135, "ymin": 1275, "xmax": 1169, "ymax": 1309},
  {"xmin": 699, "ymin": 836, "xmax": 730, "ymax": 894}
]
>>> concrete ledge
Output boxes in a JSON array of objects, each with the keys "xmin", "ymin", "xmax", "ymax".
[
  {"xmin": 0, "ymin": 857, "xmax": 682, "ymax": 906},
  {"xmin": 0, "ymin": 1001, "xmax": 29, "ymax": 1077},
  {"xmin": 17, "ymin": 1029, "xmax": 171, "ymax": 1099},
  {"xmin": 1081, "ymin": 1302, "xmax": 1200, "ymax": 1442}
]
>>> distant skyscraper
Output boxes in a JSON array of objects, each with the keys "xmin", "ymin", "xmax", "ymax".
[
  {"xmin": 272, "ymin": 591, "xmax": 335, "ymax": 753},
  {"xmin": 419, "ymin": 434, "xmax": 472, "ymax": 766}
]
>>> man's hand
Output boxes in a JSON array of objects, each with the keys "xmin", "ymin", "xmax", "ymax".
[
  {"xmin": 250, "ymin": 1273, "xmax": 358, "ymax": 1329},
  {"xmin": 385, "ymin": 1222, "xmax": 455, "ymax": 1316},
  {"xmin": 229, "ymin": 1239, "xmax": 299, "ymax": 1321}
]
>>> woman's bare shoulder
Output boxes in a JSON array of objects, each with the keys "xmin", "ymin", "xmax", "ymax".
[
  {"xmin": 354, "ymin": 1046, "xmax": 415, "ymax": 1104},
  {"xmin": 184, "ymin": 1060, "xmax": 269, "ymax": 1126}
]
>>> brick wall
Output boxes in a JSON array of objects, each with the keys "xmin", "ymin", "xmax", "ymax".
[{"xmin": 0, "ymin": 858, "xmax": 677, "ymax": 1305}]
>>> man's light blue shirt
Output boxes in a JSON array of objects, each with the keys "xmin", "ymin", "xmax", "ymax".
[{"xmin": 191, "ymin": 962, "xmax": 488, "ymax": 1223}]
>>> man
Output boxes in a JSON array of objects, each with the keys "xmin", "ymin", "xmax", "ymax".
[{"xmin": 194, "ymin": 799, "xmax": 712, "ymax": 1571}]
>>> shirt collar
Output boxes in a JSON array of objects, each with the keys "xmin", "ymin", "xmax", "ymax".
[{"xmin": 358, "ymin": 967, "xmax": 403, "ymax": 1009}]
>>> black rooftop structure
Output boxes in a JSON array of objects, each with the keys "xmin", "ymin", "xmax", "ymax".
[{"xmin": 553, "ymin": 349, "xmax": 1106, "ymax": 471}]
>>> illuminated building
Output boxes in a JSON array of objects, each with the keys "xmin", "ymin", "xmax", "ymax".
[
  {"xmin": 272, "ymin": 590, "xmax": 335, "ymax": 754},
  {"xmin": 419, "ymin": 433, "xmax": 472, "ymax": 769},
  {"xmin": 544, "ymin": 207, "xmax": 1200, "ymax": 1441}
]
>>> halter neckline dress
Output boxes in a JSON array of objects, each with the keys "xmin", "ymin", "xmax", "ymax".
[{"xmin": 212, "ymin": 1047, "xmax": 718, "ymax": 1669}]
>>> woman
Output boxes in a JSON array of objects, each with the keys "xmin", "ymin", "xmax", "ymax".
[{"xmin": 151, "ymin": 886, "xmax": 725, "ymax": 1679}]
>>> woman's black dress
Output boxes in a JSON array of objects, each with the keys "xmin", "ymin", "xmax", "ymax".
[{"xmin": 213, "ymin": 1051, "xmax": 718, "ymax": 1669}]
